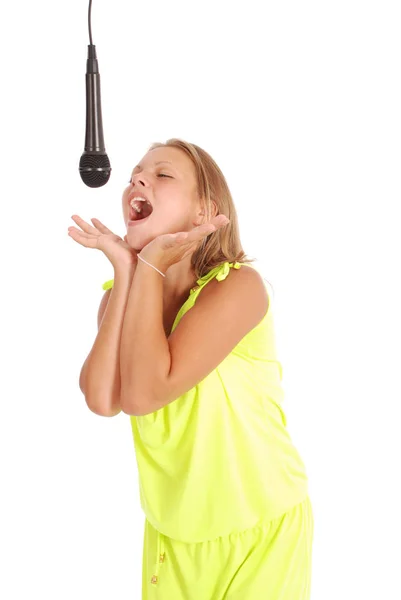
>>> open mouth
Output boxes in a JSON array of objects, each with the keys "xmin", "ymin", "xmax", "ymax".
[{"xmin": 129, "ymin": 200, "xmax": 154, "ymax": 223}]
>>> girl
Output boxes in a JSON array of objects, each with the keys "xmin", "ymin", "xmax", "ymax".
[{"xmin": 68, "ymin": 138, "xmax": 314, "ymax": 599}]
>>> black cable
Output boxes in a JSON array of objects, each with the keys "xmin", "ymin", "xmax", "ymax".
[{"xmin": 88, "ymin": 0, "xmax": 93, "ymax": 45}]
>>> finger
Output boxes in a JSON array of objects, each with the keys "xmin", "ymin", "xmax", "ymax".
[
  {"xmin": 172, "ymin": 226, "xmax": 211, "ymax": 245},
  {"xmin": 197, "ymin": 215, "xmax": 227, "ymax": 231},
  {"xmin": 197, "ymin": 217, "xmax": 229, "ymax": 236},
  {"xmin": 192, "ymin": 223, "xmax": 217, "ymax": 238},
  {"xmin": 70, "ymin": 215, "xmax": 99, "ymax": 235},
  {"xmin": 68, "ymin": 228, "xmax": 98, "ymax": 248},
  {"xmin": 68, "ymin": 226, "xmax": 97, "ymax": 237},
  {"xmin": 165, "ymin": 217, "xmax": 228, "ymax": 247},
  {"xmin": 90, "ymin": 217, "xmax": 114, "ymax": 235},
  {"xmin": 212, "ymin": 215, "xmax": 230, "ymax": 227}
]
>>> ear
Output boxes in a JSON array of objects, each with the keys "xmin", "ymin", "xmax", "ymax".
[
  {"xmin": 194, "ymin": 199, "xmax": 219, "ymax": 225},
  {"xmin": 202, "ymin": 199, "xmax": 219, "ymax": 218}
]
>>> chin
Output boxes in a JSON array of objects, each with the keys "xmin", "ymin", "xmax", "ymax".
[{"xmin": 126, "ymin": 230, "xmax": 150, "ymax": 251}]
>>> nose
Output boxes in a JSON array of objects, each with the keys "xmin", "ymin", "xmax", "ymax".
[{"xmin": 131, "ymin": 172, "xmax": 149, "ymax": 187}]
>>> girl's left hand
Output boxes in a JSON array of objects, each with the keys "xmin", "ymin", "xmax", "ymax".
[{"xmin": 138, "ymin": 215, "xmax": 230, "ymax": 274}]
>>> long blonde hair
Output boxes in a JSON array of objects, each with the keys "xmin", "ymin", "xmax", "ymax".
[{"xmin": 147, "ymin": 138, "xmax": 257, "ymax": 280}]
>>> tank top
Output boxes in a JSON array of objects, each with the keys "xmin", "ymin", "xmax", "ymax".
[{"xmin": 102, "ymin": 261, "xmax": 309, "ymax": 544}]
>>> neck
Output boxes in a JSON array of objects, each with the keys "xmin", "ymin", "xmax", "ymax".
[{"xmin": 162, "ymin": 258, "xmax": 198, "ymax": 303}]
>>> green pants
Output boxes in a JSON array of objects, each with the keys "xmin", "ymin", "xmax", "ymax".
[{"xmin": 142, "ymin": 495, "xmax": 314, "ymax": 599}]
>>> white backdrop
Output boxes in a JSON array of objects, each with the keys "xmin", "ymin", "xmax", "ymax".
[{"xmin": 1, "ymin": 0, "xmax": 400, "ymax": 598}]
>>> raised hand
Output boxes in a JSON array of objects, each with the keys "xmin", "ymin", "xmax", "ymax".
[
  {"xmin": 138, "ymin": 215, "xmax": 230, "ymax": 275},
  {"xmin": 68, "ymin": 215, "xmax": 138, "ymax": 268}
]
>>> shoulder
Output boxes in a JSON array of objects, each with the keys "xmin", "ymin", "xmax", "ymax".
[
  {"xmin": 169, "ymin": 263, "xmax": 269, "ymax": 351},
  {"xmin": 133, "ymin": 263, "xmax": 270, "ymax": 414},
  {"xmin": 197, "ymin": 263, "xmax": 269, "ymax": 321}
]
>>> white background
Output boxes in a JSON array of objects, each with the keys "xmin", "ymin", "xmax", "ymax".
[{"xmin": 1, "ymin": 0, "xmax": 400, "ymax": 598}]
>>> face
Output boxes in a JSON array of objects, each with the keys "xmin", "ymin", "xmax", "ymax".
[{"xmin": 122, "ymin": 146, "xmax": 206, "ymax": 251}]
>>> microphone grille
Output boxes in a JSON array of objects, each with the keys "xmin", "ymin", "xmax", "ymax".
[{"xmin": 79, "ymin": 152, "xmax": 111, "ymax": 188}]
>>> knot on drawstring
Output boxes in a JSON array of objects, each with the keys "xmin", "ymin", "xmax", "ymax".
[
  {"xmin": 151, "ymin": 531, "xmax": 166, "ymax": 585},
  {"xmin": 190, "ymin": 261, "xmax": 242, "ymax": 295}
]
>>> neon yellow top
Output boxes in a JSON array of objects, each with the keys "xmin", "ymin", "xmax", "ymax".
[{"xmin": 102, "ymin": 261, "xmax": 309, "ymax": 543}]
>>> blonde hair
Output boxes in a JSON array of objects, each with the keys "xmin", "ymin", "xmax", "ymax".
[{"xmin": 147, "ymin": 138, "xmax": 257, "ymax": 280}]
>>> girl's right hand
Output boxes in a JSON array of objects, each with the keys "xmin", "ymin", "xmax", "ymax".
[{"xmin": 68, "ymin": 215, "xmax": 138, "ymax": 268}]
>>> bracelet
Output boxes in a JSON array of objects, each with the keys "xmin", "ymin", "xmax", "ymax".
[{"xmin": 137, "ymin": 254, "xmax": 166, "ymax": 277}]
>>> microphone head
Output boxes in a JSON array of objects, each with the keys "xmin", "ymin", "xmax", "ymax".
[{"xmin": 79, "ymin": 151, "xmax": 111, "ymax": 188}]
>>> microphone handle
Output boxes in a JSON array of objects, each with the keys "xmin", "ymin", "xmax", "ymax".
[{"xmin": 85, "ymin": 45, "xmax": 105, "ymax": 152}]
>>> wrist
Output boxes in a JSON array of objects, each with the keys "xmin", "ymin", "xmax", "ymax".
[
  {"xmin": 113, "ymin": 260, "xmax": 137, "ymax": 276},
  {"xmin": 137, "ymin": 254, "xmax": 167, "ymax": 277}
]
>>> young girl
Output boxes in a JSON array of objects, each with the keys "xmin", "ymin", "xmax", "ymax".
[{"xmin": 68, "ymin": 138, "xmax": 314, "ymax": 599}]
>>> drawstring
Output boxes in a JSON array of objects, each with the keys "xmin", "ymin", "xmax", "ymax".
[
  {"xmin": 150, "ymin": 530, "xmax": 166, "ymax": 585},
  {"xmin": 190, "ymin": 261, "xmax": 242, "ymax": 296}
]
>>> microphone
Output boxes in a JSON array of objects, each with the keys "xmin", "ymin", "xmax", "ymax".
[{"xmin": 79, "ymin": 44, "xmax": 111, "ymax": 188}]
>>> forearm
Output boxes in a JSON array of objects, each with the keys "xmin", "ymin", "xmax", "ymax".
[
  {"xmin": 120, "ymin": 259, "xmax": 171, "ymax": 414},
  {"xmin": 83, "ymin": 264, "xmax": 136, "ymax": 416}
]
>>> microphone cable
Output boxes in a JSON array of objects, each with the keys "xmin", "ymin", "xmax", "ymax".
[{"xmin": 88, "ymin": 0, "xmax": 93, "ymax": 46}]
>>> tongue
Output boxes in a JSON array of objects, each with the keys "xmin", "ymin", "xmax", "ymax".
[
  {"xmin": 131, "ymin": 211, "xmax": 147, "ymax": 221},
  {"xmin": 130, "ymin": 204, "xmax": 153, "ymax": 221}
]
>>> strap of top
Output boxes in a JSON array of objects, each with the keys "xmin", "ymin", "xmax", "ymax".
[
  {"xmin": 102, "ymin": 279, "xmax": 114, "ymax": 291},
  {"xmin": 189, "ymin": 261, "xmax": 242, "ymax": 295}
]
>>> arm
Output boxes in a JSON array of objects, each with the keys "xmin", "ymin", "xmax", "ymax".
[
  {"xmin": 120, "ymin": 263, "xmax": 268, "ymax": 416},
  {"xmin": 120, "ymin": 259, "xmax": 171, "ymax": 413},
  {"xmin": 80, "ymin": 263, "xmax": 136, "ymax": 417}
]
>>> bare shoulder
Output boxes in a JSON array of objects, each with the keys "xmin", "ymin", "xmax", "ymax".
[
  {"xmin": 197, "ymin": 263, "xmax": 269, "ymax": 317},
  {"xmin": 168, "ymin": 262, "xmax": 269, "ymax": 367},
  {"xmin": 133, "ymin": 264, "xmax": 269, "ymax": 414}
]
